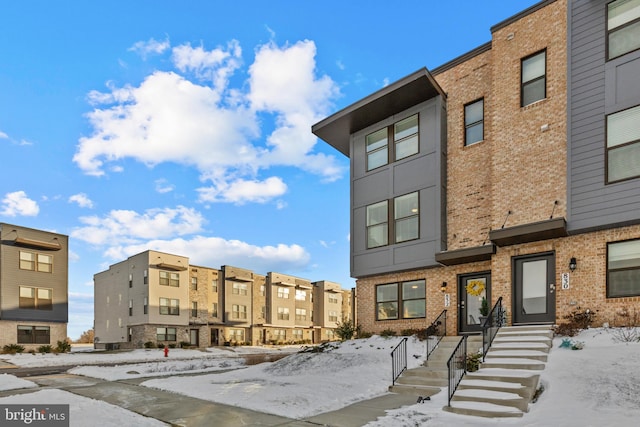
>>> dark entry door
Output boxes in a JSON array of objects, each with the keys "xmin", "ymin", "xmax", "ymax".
[
  {"xmin": 459, "ymin": 272, "xmax": 491, "ymax": 333},
  {"xmin": 513, "ymin": 253, "xmax": 556, "ymax": 324}
]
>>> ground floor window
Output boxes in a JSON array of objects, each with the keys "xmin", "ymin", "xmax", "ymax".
[
  {"xmin": 229, "ymin": 328, "xmax": 245, "ymax": 342},
  {"xmin": 17, "ymin": 325, "xmax": 50, "ymax": 344},
  {"xmin": 376, "ymin": 280, "xmax": 426, "ymax": 320},
  {"xmin": 608, "ymin": 239, "xmax": 640, "ymax": 297},
  {"xmin": 156, "ymin": 327, "xmax": 176, "ymax": 341}
]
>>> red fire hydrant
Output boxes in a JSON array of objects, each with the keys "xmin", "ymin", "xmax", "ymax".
[{"xmin": 164, "ymin": 346, "xmax": 169, "ymax": 357}]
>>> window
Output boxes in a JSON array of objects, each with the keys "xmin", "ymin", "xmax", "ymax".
[
  {"xmin": 19, "ymin": 286, "xmax": 52, "ymax": 310},
  {"xmin": 212, "ymin": 279, "xmax": 218, "ymax": 293},
  {"xmin": 157, "ymin": 327, "xmax": 176, "ymax": 341},
  {"xmin": 212, "ymin": 302, "xmax": 218, "ymax": 317},
  {"xmin": 295, "ymin": 289, "xmax": 306, "ymax": 301},
  {"xmin": 328, "ymin": 294, "xmax": 339, "ymax": 304},
  {"xmin": 273, "ymin": 329, "xmax": 286, "ymax": 341},
  {"xmin": 328, "ymin": 311, "xmax": 339, "ymax": 322},
  {"xmin": 159, "ymin": 298, "xmax": 180, "ymax": 315},
  {"xmin": 606, "ymin": 105, "xmax": 640, "ymax": 183},
  {"xmin": 521, "ymin": 50, "xmax": 546, "ymax": 107},
  {"xmin": 191, "ymin": 301, "xmax": 198, "ymax": 317},
  {"xmin": 143, "ymin": 297, "xmax": 148, "ymax": 315},
  {"xmin": 295, "ymin": 308, "xmax": 307, "ymax": 321},
  {"xmin": 607, "ymin": 239, "xmax": 640, "ymax": 297},
  {"xmin": 17, "ymin": 326, "xmax": 50, "ymax": 344},
  {"xmin": 159, "ymin": 271, "xmax": 179, "ymax": 287},
  {"xmin": 191, "ymin": 277, "xmax": 198, "ymax": 290},
  {"xmin": 608, "ymin": 0, "xmax": 640, "ymax": 59},
  {"xmin": 232, "ymin": 282, "xmax": 248, "ymax": 295},
  {"xmin": 232, "ymin": 304, "xmax": 247, "ymax": 320},
  {"xmin": 19, "ymin": 251, "xmax": 52, "ymax": 273},
  {"xmin": 143, "ymin": 270, "xmax": 148, "ymax": 285},
  {"xmin": 260, "ymin": 285, "xmax": 265, "ymax": 296},
  {"xmin": 366, "ymin": 201, "xmax": 388, "ymax": 248},
  {"xmin": 464, "ymin": 98, "xmax": 484, "ymax": 146},
  {"xmin": 229, "ymin": 328, "xmax": 245, "ymax": 342},
  {"xmin": 129, "ymin": 299, "xmax": 133, "ymax": 316},
  {"xmin": 277, "ymin": 287, "xmax": 290, "ymax": 299},
  {"xmin": 376, "ymin": 280, "xmax": 426, "ymax": 320},
  {"xmin": 326, "ymin": 330, "xmax": 335, "ymax": 340},
  {"xmin": 129, "ymin": 274, "xmax": 133, "ymax": 288},
  {"xmin": 261, "ymin": 306, "xmax": 267, "ymax": 319},
  {"xmin": 394, "ymin": 192, "xmax": 419, "ymax": 243},
  {"xmin": 277, "ymin": 307, "xmax": 290, "ymax": 320},
  {"xmin": 366, "ymin": 114, "xmax": 419, "ymax": 171},
  {"xmin": 293, "ymin": 329, "xmax": 303, "ymax": 340}
]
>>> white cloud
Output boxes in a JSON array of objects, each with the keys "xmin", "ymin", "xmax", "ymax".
[
  {"xmin": 69, "ymin": 193, "xmax": 94, "ymax": 209},
  {"xmin": 74, "ymin": 39, "xmax": 345, "ymax": 204},
  {"xmin": 128, "ymin": 37, "xmax": 170, "ymax": 59},
  {"xmin": 71, "ymin": 206, "xmax": 205, "ymax": 245},
  {"xmin": 0, "ymin": 191, "xmax": 39, "ymax": 217},
  {"xmin": 154, "ymin": 178, "xmax": 175, "ymax": 194},
  {"xmin": 0, "ymin": 130, "xmax": 8, "ymax": 139}
]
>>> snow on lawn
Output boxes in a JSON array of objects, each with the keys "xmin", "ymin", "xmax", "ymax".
[
  {"xmin": 0, "ymin": 389, "xmax": 167, "ymax": 427},
  {"xmin": 143, "ymin": 335, "xmax": 427, "ymax": 419},
  {"xmin": 0, "ymin": 373, "xmax": 38, "ymax": 391}
]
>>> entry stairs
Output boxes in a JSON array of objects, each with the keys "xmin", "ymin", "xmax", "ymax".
[{"xmin": 390, "ymin": 325, "xmax": 553, "ymax": 418}]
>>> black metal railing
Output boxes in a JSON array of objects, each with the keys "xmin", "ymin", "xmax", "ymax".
[
  {"xmin": 482, "ymin": 296, "xmax": 504, "ymax": 361},
  {"xmin": 426, "ymin": 309, "xmax": 447, "ymax": 360},
  {"xmin": 446, "ymin": 335, "xmax": 468, "ymax": 406},
  {"xmin": 391, "ymin": 337, "xmax": 408, "ymax": 386}
]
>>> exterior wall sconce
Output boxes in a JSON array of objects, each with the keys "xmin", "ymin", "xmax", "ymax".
[
  {"xmin": 569, "ymin": 257, "xmax": 577, "ymax": 272},
  {"xmin": 441, "ymin": 281, "xmax": 447, "ymax": 293}
]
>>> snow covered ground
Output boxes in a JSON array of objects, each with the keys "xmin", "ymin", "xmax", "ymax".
[{"xmin": 1, "ymin": 328, "xmax": 639, "ymax": 426}]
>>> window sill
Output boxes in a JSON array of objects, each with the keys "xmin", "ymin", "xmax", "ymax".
[{"xmin": 521, "ymin": 97, "xmax": 548, "ymax": 110}]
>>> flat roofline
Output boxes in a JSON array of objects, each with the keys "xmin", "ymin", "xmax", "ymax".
[
  {"xmin": 312, "ymin": 68, "xmax": 445, "ymax": 157},
  {"xmin": 490, "ymin": 0, "xmax": 557, "ymax": 33}
]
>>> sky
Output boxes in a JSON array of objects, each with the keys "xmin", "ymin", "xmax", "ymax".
[
  {"xmin": 2, "ymin": 328, "xmax": 639, "ymax": 426},
  {"xmin": 0, "ymin": 1, "xmax": 539, "ymax": 339}
]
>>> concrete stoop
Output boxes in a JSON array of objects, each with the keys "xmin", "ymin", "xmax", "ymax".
[{"xmin": 442, "ymin": 325, "xmax": 553, "ymax": 419}]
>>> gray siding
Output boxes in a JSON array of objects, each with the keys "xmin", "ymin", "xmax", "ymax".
[
  {"xmin": 350, "ymin": 98, "xmax": 446, "ymax": 277},
  {"xmin": 568, "ymin": 0, "xmax": 640, "ymax": 232}
]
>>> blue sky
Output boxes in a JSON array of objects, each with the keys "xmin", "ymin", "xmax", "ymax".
[{"xmin": 0, "ymin": 1, "xmax": 538, "ymax": 339}]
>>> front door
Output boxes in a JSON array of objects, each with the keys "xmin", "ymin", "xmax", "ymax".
[
  {"xmin": 190, "ymin": 329, "xmax": 199, "ymax": 347},
  {"xmin": 459, "ymin": 272, "xmax": 491, "ymax": 333},
  {"xmin": 513, "ymin": 253, "xmax": 556, "ymax": 324}
]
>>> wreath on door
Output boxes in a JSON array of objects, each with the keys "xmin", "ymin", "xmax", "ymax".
[{"xmin": 466, "ymin": 280, "xmax": 485, "ymax": 297}]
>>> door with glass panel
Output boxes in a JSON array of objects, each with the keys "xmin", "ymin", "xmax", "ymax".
[
  {"xmin": 459, "ymin": 273, "xmax": 491, "ymax": 333},
  {"xmin": 513, "ymin": 253, "xmax": 556, "ymax": 324}
]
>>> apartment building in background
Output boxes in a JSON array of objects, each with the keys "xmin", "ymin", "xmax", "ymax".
[
  {"xmin": 0, "ymin": 223, "xmax": 68, "ymax": 348},
  {"xmin": 94, "ymin": 249, "xmax": 353, "ymax": 349},
  {"xmin": 313, "ymin": 0, "xmax": 640, "ymax": 335}
]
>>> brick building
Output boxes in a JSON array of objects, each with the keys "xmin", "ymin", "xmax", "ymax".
[{"xmin": 313, "ymin": 0, "xmax": 640, "ymax": 335}]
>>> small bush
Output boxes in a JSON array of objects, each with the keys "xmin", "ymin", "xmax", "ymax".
[
  {"xmin": 168, "ymin": 343, "xmax": 177, "ymax": 348},
  {"xmin": 38, "ymin": 345, "xmax": 52, "ymax": 353},
  {"xmin": 144, "ymin": 341, "xmax": 155, "ymax": 349},
  {"xmin": 466, "ymin": 353, "xmax": 483, "ymax": 372},
  {"xmin": 357, "ymin": 330, "xmax": 373, "ymax": 339},
  {"xmin": 380, "ymin": 329, "xmax": 397, "ymax": 337},
  {"xmin": 335, "ymin": 320, "xmax": 357, "ymax": 341},
  {"xmin": 554, "ymin": 307, "xmax": 597, "ymax": 337},
  {"xmin": 3, "ymin": 344, "xmax": 25, "ymax": 354},
  {"xmin": 157, "ymin": 343, "xmax": 165, "ymax": 349},
  {"xmin": 400, "ymin": 328, "xmax": 420, "ymax": 337},
  {"xmin": 55, "ymin": 340, "xmax": 71, "ymax": 353},
  {"xmin": 179, "ymin": 341, "xmax": 191, "ymax": 349}
]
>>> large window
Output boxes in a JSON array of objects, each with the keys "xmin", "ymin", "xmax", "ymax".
[
  {"xmin": 328, "ymin": 294, "xmax": 339, "ymax": 304},
  {"xmin": 608, "ymin": 0, "xmax": 640, "ymax": 60},
  {"xmin": 328, "ymin": 311, "xmax": 339, "ymax": 322},
  {"xmin": 366, "ymin": 201, "xmax": 388, "ymax": 248},
  {"xmin": 394, "ymin": 192, "xmax": 419, "ymax": 243},
  {"xmin": 607, "ymin": 239, "xmax": 640, "ymax": 297},
  {"xmin": 295, "ymin": 308, "xmax": 307, "ymax": 321},
  {"xmin": 159, "ymin": 298, "xmax": 180, "ymax": 315},
  {"xmin": 157, "ymin": 327, "xmax": 176, "ymax": 341},
  {"xmin": 367, "ymin": 192, "xmax": 419, "ymax": 249},
  {"xmin": 19, "ymin": 286, "xmax": 52, "ymax": 310},
  {"xmin": 232, "ymin": 304, "xmax": 247, "ymax": 320},
  {"xmin": 277, "ymin": 287, "xmax": 290, "ymax": 299},
  {"xmin": 521, "ymin": 50, "xmax": 546, "ymax": 107},
  {"xmin": 295, "ymin": 289, "xmax": 306, "ymax": 301},
  {"xmin": 232, "ymin": 282, "xmax": 248, "ymax": 295},
  {"xmin": 464, "ymin": 98, "xmax": 484, "ymax": 146},
  {"xmin": 376, "ymin": 280, "xmax": 426, "ymax": 320},
  {"xmin": 19, "ymin": 251, "xmax": 52, "ymax": 273},
  {"xmin": 366, "ymin": 114, "xmax": 419, "ymax": 171},
  {"xmin": 229, "ymin": 328, "xmax": 245, "ymax": 342},
  {"xmin": 159, "ymin": 271, "xmax": 179, "ymax": 287},
  {"xmin": 277, "ymin": 307, "xmax": 290, "ymax": 320},
  {"xmin": 17, "ymin": 326, "xmax": 50, "ymax": 344},
  {"xmin": 606, "ymin": 105, "xmax": 640, "ymax": 183}
]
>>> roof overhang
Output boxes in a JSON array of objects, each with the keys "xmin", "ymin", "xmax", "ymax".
[
  {"xmin": 489, "ymin": 217, "xmax": 568, "ymax": 247},
  {"xmin": 14, "ymin": 237, "xmax": 61, "ymax": 251},
  {"xmin": 312, "ymin": 68, "xmax": 446, "ymax": 157},
  {"xmin": 435, "ymin": 244, "xmax": 496, "ymax": 266},
  {"xmin": 155, "ymin": 262, "xmax": 187, "ymax": 271}
]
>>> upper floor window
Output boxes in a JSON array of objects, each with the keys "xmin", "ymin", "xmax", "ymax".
[
  {"xmin": 607, "ymin": 104, "xmax": 640, "ymax": 183},
  {"xmin": 212, "ymin": 279, "xmax": 218, "ymax": 293},
  {"xmin": 394, "ymin": 192, "xmax": 419, "ymax": 243},
  {"xmin": 19, "ymin": 251, "xmax": 52, "ymax": 273},
  {"xmin": 212, "ymin": 302, "xmax": 219, "ymax": 317},
  {"xmin": 328, "ymin": 294, "xmax": 339, "ymax": 304},
  {"xmin": 295, "ymin": 308, "xmax": 307, "ymax": 321},
  {"xmin": 607, "ymin": 239, "xmax": 640, "ymax": 297},
  {"xmin": 608, "ymin": 0, "xmax": 640, "ymax": 60},
  {"xmin": 365, "ymin": 114, "xmax": 419, "ymax": 171},
  {"xmin": 366, "ymin": 201, "xmax": 388, "ymax": 249},
  {"xmin": 191, "ymin": 277, "xmax": 198, "ymax": 290},
  {"xmin": 159, "ymin": 298, "xmax": 179, "ymax": 315},
  {"xmin": 521, "ymin": 50, "xmax": 546, "ymax": 107},
  {"xmin": 159, "ymin": 271, "xmax": 179, "ymax": 287},
  {"xmin": 277, "ymin": 307, "xmax": 290, "ymax": 320},
  {"xmin": 328, "ymin": 310, "xmax": 339, "ymax": 322},
  {"xmin": 19, "ymin": 286, "xmax": 52, "ymax": 310},
  {"xmin": 232, "ymin": 282, "xmax": 248, "ymax": 295},
  {"xmin": 232, "ymin": 304, "xmax": 247, "ymax": 319},
  {"xmin": 295, "ymin": 289, "xmax": 306, "ymax": 301},
  {"xmin": 191, "ymin": 301, "xmax": 198, "ymax": 317},
  {"xmin": 464, "ymin": 98, "xmax": 484, "ymax": 146},
  {"xmin": 277, "ymin": 287, "xmax": 290, "ymax": 299}
]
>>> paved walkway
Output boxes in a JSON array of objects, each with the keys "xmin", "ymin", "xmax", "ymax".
[{"xmin": 13, "ymin": 374, "xmax": 419, "ymax": 427}]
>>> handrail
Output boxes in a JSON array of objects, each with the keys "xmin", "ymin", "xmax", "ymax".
[
  {"xmin": 446, "ymin": 335, "xmax": 468, "ymax": 406},
  {"xmin": 482, "ymin": 296, "xmax": 504, "ymax": 361},
  {"xmin": 426, "ymin": 309, "xmax": 447, "ymax": 360},
  {"xmin": 390, "ymin": 337, "xmax": 408, "ymax": 386}
]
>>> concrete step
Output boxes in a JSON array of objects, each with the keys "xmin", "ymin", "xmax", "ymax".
[
  {"xmin": 492, "ymin": 336, "xmax": 552, "ymax": 348},
  {"xmin": 485, "ymin": 350, "xmax": 548, "ymax": 362},
  {"xmin": 481, "ymin": 357, "xmax": 546, "ymax": 370},
  {"xmin": 500, "ymin": 325, "xmax": 553, "ymax": 332},
  {"xmin": 491, "ymin": 341, "xmax": 550, "ymax": 353},
  {"xmin": 496, "ymin": 329, "xmax": 554, "ymax": 339},
  {"xmin": 396, "ymin": 375, "xmax": 448, "ymax": 387},
  {"xmin": 458, "ymin": 379, "xmax": 531, "ymax": 399},
  {"xmin": 443, "ymin": 401, "xmax": 524, "ymax": 418},
  {"xmin": 388, "ymin": 383, "xmax": 441, "ymax": 396},
  {"xmin": 452, "ymin": 389, "xmax": 529, "ymax": 412},
  {"xmin": 402, "ymin": 366, "xmax": 448, "ymax": 379},
  {"xmin": 465, "ymin": 368, "xmax": 540, "ymax": 389}
]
